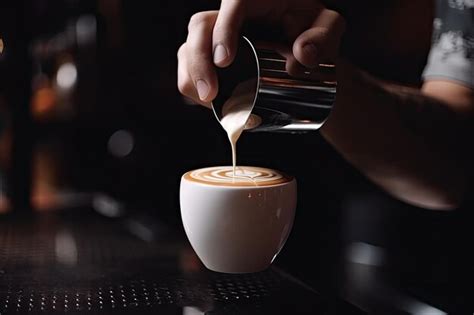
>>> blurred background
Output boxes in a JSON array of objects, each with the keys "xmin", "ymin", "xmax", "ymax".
[
  {"xmin": 0, "ymin": 1, "xmax": 472, "ymax": 313},
  {"xmin": 0, "ymin": 0, "xmax": 350, "ymax": 286},
  {"xmin": 1, "ymin": 0, "xmax": 222, "ymax": 215}
]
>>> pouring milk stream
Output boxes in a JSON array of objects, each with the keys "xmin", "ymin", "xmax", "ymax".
[
  {"xmin": 212, "ymin": 36, "xmax": 335, "ymax": 180},
  {"xmin": 215, "ymin": 80, "xmax": 258, "ymax": 177}
]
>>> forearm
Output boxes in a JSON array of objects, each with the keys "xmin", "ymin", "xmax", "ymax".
[{"xmin": 321, "ymin": 61, "xmax": 473, "ymax": 210}]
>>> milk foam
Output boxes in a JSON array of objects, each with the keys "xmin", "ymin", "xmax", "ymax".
[{"xmin": 185, "ymin": 166, "xmax": 291, "ymax": 187}]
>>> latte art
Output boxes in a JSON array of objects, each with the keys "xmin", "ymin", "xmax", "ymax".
[{"xmin": 184, "ymin": 166, "xmax": 292, "ymax": 187}]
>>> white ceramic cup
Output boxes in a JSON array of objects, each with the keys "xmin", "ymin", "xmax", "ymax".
[{"xmin": 179, "ymin": 166, "xmax": 297, "ymax": 273}]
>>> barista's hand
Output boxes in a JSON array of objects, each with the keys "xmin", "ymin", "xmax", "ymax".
[{"xmin": 177, "ymin": 0, "xmax": 345, "ymax": 106}]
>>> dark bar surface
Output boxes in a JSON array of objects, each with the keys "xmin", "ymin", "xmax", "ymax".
[{"xmin": 0, "ymin": 208, "xmax": 364, "ymax": 315}]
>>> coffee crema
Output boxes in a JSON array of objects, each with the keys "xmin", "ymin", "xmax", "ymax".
[{"xmin": 183, "ymin": 166, "xmax": 293, "ymax": 187}]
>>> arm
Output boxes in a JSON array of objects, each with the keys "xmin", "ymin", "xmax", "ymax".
[{"xmin": 321, "ymin": 60, "xmax": 473, "ymax": 210}]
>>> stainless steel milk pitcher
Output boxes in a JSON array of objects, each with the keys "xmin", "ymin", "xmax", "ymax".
[{"xmin": 212, "ymin": 36, "xmax": 336, "ymax": 133}]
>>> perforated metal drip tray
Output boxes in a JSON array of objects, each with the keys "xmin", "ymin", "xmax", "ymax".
[{"xmin": 0, "ymin": 210, "xmax": 363, "ymax": 315}]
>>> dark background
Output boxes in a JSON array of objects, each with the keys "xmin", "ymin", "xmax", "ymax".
[
  {"xmin": 1, "ymin": 2, "xmax": 472, "ymax": 311},
  {"xmin": 0, "ymin": 0, "xmax": 355, "ymax": 290}
]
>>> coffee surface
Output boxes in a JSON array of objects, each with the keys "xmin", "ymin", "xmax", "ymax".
[{"xmin": 183, "ymin": 166, "xmax": 292, "ymax": 187}]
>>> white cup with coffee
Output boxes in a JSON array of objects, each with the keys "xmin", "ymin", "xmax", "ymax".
[{"xmin": 180, "ymin": 166, "xmax": 297, "ymax": 273}]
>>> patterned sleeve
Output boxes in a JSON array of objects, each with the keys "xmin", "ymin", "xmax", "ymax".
[{"xmin": 422, "ymin": 0, "xmax": 474, "ymax": 88}]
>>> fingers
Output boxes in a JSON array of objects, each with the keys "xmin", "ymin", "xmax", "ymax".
[
  {"xmin": 178, "ymin": 2, "xmax": 247, "ymax": 105},
  {"xmin": 178, "ymin": 44, "xmax": 210, "ymax": 107},
  {"xmin": 292, "ymin": 8, "xmax": 345, "ymax": 68},
  {"xmin": 276, "ymin": 47, "xmax": 308, "ymax": 78},
  {"xmin": 212, "ymin": 0, "xmax": 245, "ymax": 67},
  {"xmin": 184, "ymin": 11, "xmax": 219, "ymax": 103},
  {"xmin": 275, "ymin": 38, "xmax": 337, "ymax": 82},
  {"xmin": 285, "ymin": 51, "xmax": 337, "ymax": 81},
  {"xmin": 177, "ymin": 43, "xmax": 212, "ymax": 108}
]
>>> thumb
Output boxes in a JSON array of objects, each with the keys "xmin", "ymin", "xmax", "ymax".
[{"xmin": 293, "ymin": 8, "xmax": 345, "ymax": 68}]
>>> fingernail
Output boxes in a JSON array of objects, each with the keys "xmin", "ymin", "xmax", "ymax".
[
  {"xmin": 303, "ymin": 43, "xmax": 318, "ymax": 66},
  {"xmin": 213, "ymin": 44, "xmax": 228, "ymax": 64},
  {"xmin": 196, "ymin": 79, "xmax": 209, "ymax": 101}
]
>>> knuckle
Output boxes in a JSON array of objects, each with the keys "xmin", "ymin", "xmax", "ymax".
[
  {"xmin": 183, "ymin": 49, "xmax": 211, "ymax": 80},
  {"xmin": 211, "ymin": 23, "xmax": 233, "ymax": 44},
  {"xmin": 310, "ymin": 27, "xmax": 331, "ymax": 44},
  {"xmin": 188, "ymin": 11, "xmax": 214, "ymax": 31},
  {"xmin": 211, "ymin": 22, "xmax": 224, "ymax": 36},
  {"xmin": 188, "ymin": 58, "xmax": 208, "ymax": 78},
  {"xmin": 327, "ymin": 9, "xmax": 346, "ymax": 32}
]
